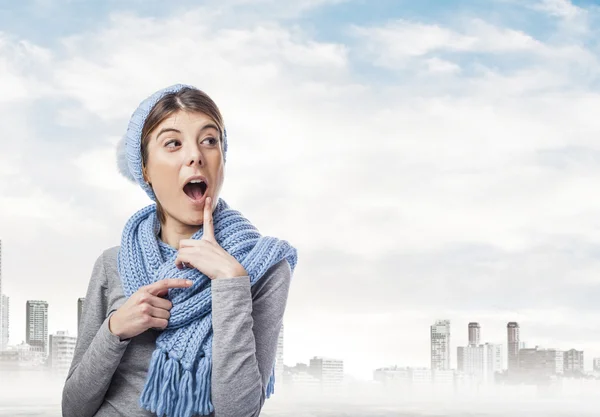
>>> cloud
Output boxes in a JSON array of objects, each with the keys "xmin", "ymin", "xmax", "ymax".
[
  {"xmin": 2, "ymin": 1, "xmax": 600, "ymax": 377},
  {"xmin": 533, "ymin": 0, "xmax": 585, "ymax": 20},
  {"xmin": 348, "ymin": 18, "xmax": 544, "ymax": 71}
]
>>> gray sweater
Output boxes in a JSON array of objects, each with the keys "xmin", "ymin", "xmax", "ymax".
[{"xmin": 62, "ymin": 245, "xmax": 292, "ymax": 417}]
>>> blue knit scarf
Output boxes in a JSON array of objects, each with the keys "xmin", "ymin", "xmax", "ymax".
[{"xmin": 117, "ymin": 197, "xmax": 298, "ymax": 417}]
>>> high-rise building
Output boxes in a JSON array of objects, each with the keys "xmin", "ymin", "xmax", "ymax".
[
  {"xmin": 457, "ymin": 346, "xmax": 465, "ymax": 372},
  {"xmin": 563, "ymin": 349, "xmax": 584, "ymax": 373},
  {"xmin": 77, "ymin": 298, "xmax": 85, "ymax": 335},
  {"xmin": 488, "ymin": 343, "xmax": 503, "ymax": 372},
  {"xmin": 456, "ymin": 343, "xmax": 502, "ymax": 384},
  {"xmin": 275, "ymin": 323, "xmax": 284, "ymax": 383},
  {"xmin": 431, "ymin": 319, "xmax": 451, "ymax": 370},
  {"xmin": 48, "ymin": 330, "xmax": 77, "ymax": 370},
  {"xmin": 26, "ymin": 300, "xmax": 49, "ymax": 357},
  {"xmin": 507, "ymin": 322, "xmax": 520, "ymax": 372},
  {"xmin": 593, "ymin": 357, "xmax": 600, "ymax": 372},
  {"xmin": 1, "ymin": 294, "xmax": 9, "ymax": 351},
  {"xmin": 309, "ymin": 356, "xmax": 344, "ymax": 385},
  {"xmin": 468, "ymin": 322, "xmax": 480, "ymax": 346}
]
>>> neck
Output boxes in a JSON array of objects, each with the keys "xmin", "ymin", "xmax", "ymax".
[{"xmin": 159, "ymin": 217, "xmax": 201, "ymax": 249}]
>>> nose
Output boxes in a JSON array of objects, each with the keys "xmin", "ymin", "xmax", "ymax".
[{"xmin": 185, "ymin": 143, "xmax": 204, "ymax": 167}]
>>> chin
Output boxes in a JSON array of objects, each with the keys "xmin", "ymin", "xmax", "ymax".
[{"xmin": 184, "ymin": 215, "xmax": 204, "ymax": 227}]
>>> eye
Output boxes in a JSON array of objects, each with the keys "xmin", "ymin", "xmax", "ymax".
[
  {"xmin": 165, "ymin": 139, "xmax": 180, "ymax": 148},
  {"xmin": 203, "ymin": 137, "xmax": 218, "ymax": 145}
]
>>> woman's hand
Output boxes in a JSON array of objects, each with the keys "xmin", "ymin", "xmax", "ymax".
[
  {"xmin": 175, "ymin": 196, "xmax": 248, "ymax": 280},
  {"xmin": 108, "ymin": 278, "xmax": 193, "ymax": 340}
]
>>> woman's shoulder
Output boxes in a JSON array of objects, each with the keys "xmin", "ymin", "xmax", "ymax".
[
  {"xmin": 250, "ymin": 258, "xmax": 292, "ymax": 298},
  {"xmin": 100, "ymin": 245, "xmax": 120, "ymax": 265},
  {"xmin": 91, "ymin": 245, "xmax": 121, "ymax": 287}
]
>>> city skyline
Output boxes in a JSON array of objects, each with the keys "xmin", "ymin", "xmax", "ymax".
[
  {"xmin": 4, "ymin": 268, "xmax": 600, "ymax": 379},
  {"xmin": 2, "ymin": 246, "xmax": 599, "ymax": 378}
]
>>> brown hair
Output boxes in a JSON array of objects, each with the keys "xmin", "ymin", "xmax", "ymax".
[{"xmin": 140, "ymin": 87, "xmax": 225, "ymax": 224}]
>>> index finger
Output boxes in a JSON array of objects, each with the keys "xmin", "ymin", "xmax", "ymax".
[
  {"xmin": 144, "ymin": 278, "xmax": 193, "ymax": 296},
  {"xmin": 202, "ymin": 196, "xmax": 215, "ymax": 241}
]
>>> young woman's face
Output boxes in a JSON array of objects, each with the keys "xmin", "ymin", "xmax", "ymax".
[{"xmin": 144, "ymin": 110, "xmax": 224, "ymax": 227}]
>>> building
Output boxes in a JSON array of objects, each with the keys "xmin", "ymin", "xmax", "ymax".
[
  {"xmin": 0, "ymin": 342, "xmax": 45, "ymax": 368},
  {"xmin": 373, "ymin": 365, "xmax": 411, "ymax": 386},
  {"xmin": 1, "ymin": 294, "xmax": 9, "ymax": 350},
  {"xmin": 48, "ymin": 330, "xmax": 77, "ymax": 370},
  {"xmin": 26, "ymin": 300, "xmax": 49, "ymax": 357},
  {"xmin": 77, "ymin": 297, "xmax": 85, "ymax": 335},
  {"xmin": 284, "ymin": 362, "xmax": 321, "ymax": 388},
  {"xmin": 457, "ymin": 346, "xmax": 465, "ymax": 372},
  {"xmin": 593, "ymin": 357, "xmax": 600, "ymax": 373},
  {"xmin": 431, "ymin": 319, "xmax": 451, "ymax": 370},
  {"xmin": 507, "ymin": 322, "xmax": 520, "ymax": 372},
  {"xmin": 488, "ymin": 343, "xmax": 503, "ymax": 372},
  {"xmin": 518, "ymin": 346, "xmax": 563, "ymax": 380},
  {"xmin": 468, "ymin": 322, "xmax": 480, "ymax": 346},
  {"xmin": 563, "ymin": 349, "xmax": 584, "ymax": 374},
  {"xmin": 275, "ymin": 323, "xmax": 284, "ymax": 383},
  {"xmin": 309, "ymin": 356, "xmax": 344, "ymax": 385},
  {"xmin": 457, "ymin": 343, "xmax": 502, "ymax": 384}
]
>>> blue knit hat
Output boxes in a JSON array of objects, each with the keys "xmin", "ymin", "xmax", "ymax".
[{"xmin": 116, "ymin": 83, "xmax": 228, "ymax": 201}]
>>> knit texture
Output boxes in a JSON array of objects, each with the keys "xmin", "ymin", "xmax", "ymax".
[
  {"xmin": 116, "ymin": 83, "xmax": 229, "ymax": 201},
  {"xmin": 117, "ymin": 198, "xmax": 298, "ymax": 417}
]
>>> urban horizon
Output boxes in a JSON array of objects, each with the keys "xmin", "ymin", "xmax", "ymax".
[{"xmin": 2, "ymin": 248, "xmax": 600, "ymax": 381}]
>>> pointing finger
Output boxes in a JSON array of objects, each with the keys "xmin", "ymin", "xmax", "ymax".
[
  {"xmin": 202, "ymin": 196, "xmax": 215, "ymax": 242},
  {"xmin": 144, "ymin": 278, "xmax": 193, "ymax": 296}
]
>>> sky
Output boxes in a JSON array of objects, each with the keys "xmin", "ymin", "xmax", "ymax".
[{"xmin": 1, "ymin": 0, "xmax": 600, "ymax": 380}]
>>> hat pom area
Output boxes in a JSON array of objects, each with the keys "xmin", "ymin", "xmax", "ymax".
[{"xmin": 116, "ymin": 134, "xmax": 137, "ymax": 183}]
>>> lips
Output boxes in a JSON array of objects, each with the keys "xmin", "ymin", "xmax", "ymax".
[{"xmin": 183, "ymin": 176, "xmax": 208, "ymax": 201}]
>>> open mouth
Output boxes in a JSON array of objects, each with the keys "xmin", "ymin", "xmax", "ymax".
[{"xmin": 183, "ymin": 179, "xmax": 208, "ymax": 201}]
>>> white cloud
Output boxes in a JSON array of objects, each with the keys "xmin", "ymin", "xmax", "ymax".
[
  {"xmin": 533, "ymin": 0, "xmax": 584, "ymax": 20},
  {"xmin": 425, "ymin": 57, "xmax": 461, "ymax": 73},
  {"xmin": 0, "ymin": 33, "xmax": 54, "ymax": 103},
  {"xmin": 349, "ymin": 18, "xmax": 544, "ymax": 70},
  {"xmin": 2, "ymin": 2, "xmax": 600, "ymax": 377}
]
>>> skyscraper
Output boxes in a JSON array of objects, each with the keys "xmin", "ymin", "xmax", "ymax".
[
  {"xmin": 468, "ymin": 322, "xmax": 480, "ymax": 346},
  {"xmin": 1, "ymin": 294, "xmax": 9, "ymax": 351},
  {"xmin": 593, "ymin": 357, "xmax": 600, "ymax": 372},
  {"xmin": 26, "ymin": 300, "xmax": 49, "ymax": 356},
  {"xmin": 507, "ymin": 322, "xmax": 520, "ymax": 372},
  {"xmin": 431, "ymin": 319, "xmax": 451, "ymax": 370},
  {"xmin": 77, "ymin": 297, "xmax": 85, "ymax": 335}
]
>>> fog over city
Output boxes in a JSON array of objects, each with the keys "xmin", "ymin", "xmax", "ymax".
[{"xmin": 2, "ymin": 371, "xmax": 600, "ymax": 416}]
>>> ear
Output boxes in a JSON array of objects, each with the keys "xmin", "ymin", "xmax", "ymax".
[
  {"xmin": 116, "ymin": 134, "xmax": 136, "ymax": 183},
  {"xmin": 142, "ymin": 165, "xmax": 151, "ymax": 184}
]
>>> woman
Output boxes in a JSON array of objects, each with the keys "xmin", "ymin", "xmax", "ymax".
[{"xmin": 62, "ymin": 84, "xmax": 298, "ymax": 417}]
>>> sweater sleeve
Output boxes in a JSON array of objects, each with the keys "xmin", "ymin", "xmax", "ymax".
[
  {"xmin": 210, "ymin": 258, "xmax": 292, "ymax": 417},
  {"xmin": 61, "ymin": 250, "xmax": 132, "ymax": 417}
]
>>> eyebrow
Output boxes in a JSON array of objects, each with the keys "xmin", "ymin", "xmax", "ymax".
[{"xmin": 155, "ymin": 123, "xmax": 220, "ymax": 141}]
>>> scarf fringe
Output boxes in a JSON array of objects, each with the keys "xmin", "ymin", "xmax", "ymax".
[
  {"xmin": 140, "ymin": 349, "xmax": 215, "ymax": 417},
  {"xmin": 266, "ymin": 365, "xmax": 275, "ymax": 398}
]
